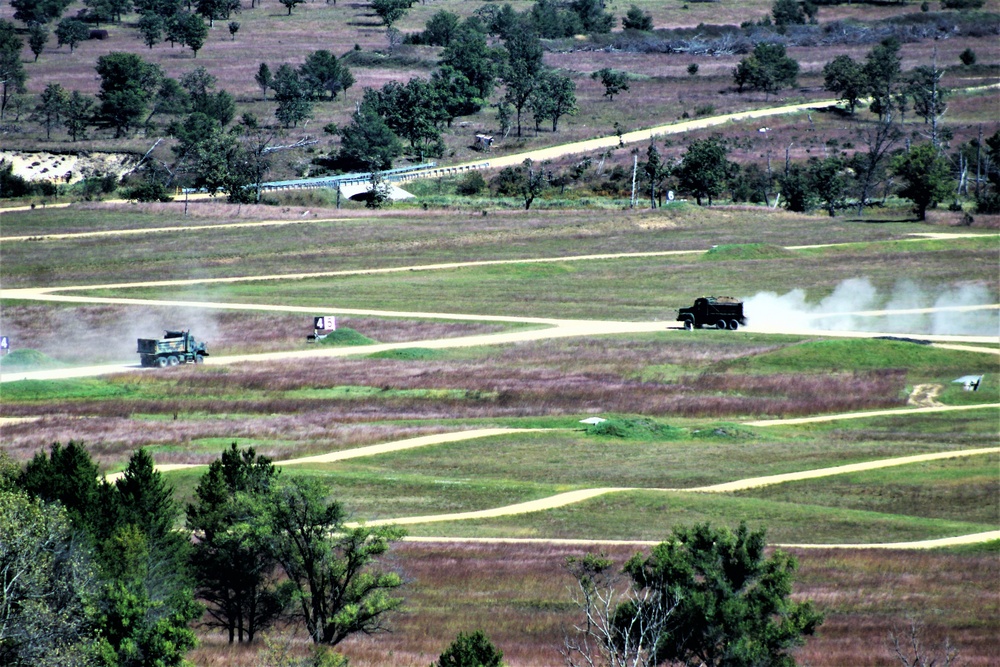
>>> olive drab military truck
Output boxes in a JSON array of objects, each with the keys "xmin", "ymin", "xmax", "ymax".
[
  {"xmin": 137, "ymin": 330, "xmax": 209, "ymax": 367},
  {"xmin": 677, "ymin": 297, "xmax": 747, "ymax": 330}
]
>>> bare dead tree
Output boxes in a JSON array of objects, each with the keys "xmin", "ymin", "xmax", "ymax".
[
  {"xmin": 889, "ymin": 620, "xmax": 961, "ymax": 667},
  {"xmin": 561, "ymin": 554, "xmax": 675, "ymax": 667},
  {"xmin": 854, "ymin": 108, "xmax": 902, "ymax": 215}
]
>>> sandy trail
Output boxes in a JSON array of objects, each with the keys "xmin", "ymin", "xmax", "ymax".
[
  {"xmin": 3, "ymin": 235, "xmax": 996, "ymax": 384},
  {"xmin": 67, "ymin": 420, "xmax": 1000, "ymax": 548},
  {"xmin": 742, "ymin": 403, "xmax": 1000, "ymax": 426},
  {"xmin": 0, "ymin": 217, "xmax": 356, "ymax": 242},
  {"xmin": 399, "ymin": 530, "xmax": 1000, "ymax": 550}
]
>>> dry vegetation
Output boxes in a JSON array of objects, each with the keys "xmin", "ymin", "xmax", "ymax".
[{"xmin": 182, "ymin": 542, "xmax": 1000, "ymax": 667}]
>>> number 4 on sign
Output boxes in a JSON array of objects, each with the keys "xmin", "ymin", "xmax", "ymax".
[{"xmin": 0, "ymin": 336, "xmax": 9, "ymax": 351}]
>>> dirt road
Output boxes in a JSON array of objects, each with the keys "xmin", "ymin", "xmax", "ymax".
[{"xmin": 93, "ymin": 424, "xmax": 1000, "ymax": 548}]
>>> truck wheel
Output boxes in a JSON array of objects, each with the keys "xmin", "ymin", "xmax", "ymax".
[
  {"xmin": 168, "ymin": 356, "xmax": 180, "ymax": 366},
  {"xmin": 194, "ymin": 354, "xmax": 204, "ymax": 364},
  {"xmin": 156, "ymin": 357, "xmax": 168, "ymax": 368},
  {"xmin": 716, "ymin": 320, "xmax": 728, "ymax": 330},
  {"xmin": 729, "ymin": 320, "xmax": 740, "ymax": 331},
  {"xmin": 683, "ymin": 320, "xmax": 694, "ymax": 331}
]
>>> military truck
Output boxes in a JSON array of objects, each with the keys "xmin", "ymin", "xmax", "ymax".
[
  {"xmin": 677, "ymin": 297, "xmax": 747, "ymax": 330},
  {"xmin": 137, "ymin": 330, "xmax": 209, "ymax": 367}
]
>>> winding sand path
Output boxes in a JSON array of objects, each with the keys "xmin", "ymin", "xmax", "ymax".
[
  {"xmin": 95, "ymin": 423, "xmax": 998, "ymax": 548},
  {"xmin": 3, "ymin": 234, "xmax": 997, "ymax": 384}
]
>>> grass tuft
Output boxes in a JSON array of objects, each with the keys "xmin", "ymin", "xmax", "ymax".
[
  {"xmin": 0, "ymin": 349, "xmax": 65, "ymax": 369},
  {"xmin": 585, "ymin": 417, "xmax": 688, "ymax": 440},
  {"xmin": 703, "ymin": 243, "xmax": 794, "ymax": 261},
  {"xmin": 368, "ymin": 348, "xmax": 440, "ymax": 360}
]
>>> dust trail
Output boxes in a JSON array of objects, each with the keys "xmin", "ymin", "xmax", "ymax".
[{"xmin": 743, "ymin": 279, "xmax": 999, "ymax": 336}]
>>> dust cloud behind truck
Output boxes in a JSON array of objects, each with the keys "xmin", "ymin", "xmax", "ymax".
[{"xmin": 137, "ymin": 330, "xmax": 209, "ymax": 367}]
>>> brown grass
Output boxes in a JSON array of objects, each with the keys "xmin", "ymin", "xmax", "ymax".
[{"xmin": 183, "ymin": 541, "xmax": 1000, "ymax": 667}]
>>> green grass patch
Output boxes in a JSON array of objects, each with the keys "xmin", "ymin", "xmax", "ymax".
[
  {"xmin": 0, "ymin": 349, "xmax": 65, "ymax": 369},
  {"xmin": 0, "ymin": 378, "xmax": 140, "ymax": 401},
  {"xmin": 399, "ymin": 490, "xmax": 995, "ymax": 544},
  {"xmin": 723, "ymin": 338, "xmax": 997, "ymax": 375},
  {"xmin": 367, "ymin": 347, "xmax": 441, "ymax": 360},
  {"xmin": 734, "ymin": 453, "xmax": 1000, "ymax": 525},
  {"xmin": 703, "ymin": 243, "xmax": 794, "ymax": 261},
  {"xmin": 316, "ymin": 327, "xmax": 377, "ymax": 346}
]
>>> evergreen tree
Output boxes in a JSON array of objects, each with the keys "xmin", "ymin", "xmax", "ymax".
[
  {"xmin": 733, "ymin": 42, "xmax": 799, "ymax": 97},
  {"xmin": 63, "ymin": 90, "xmax": 95, "ymax": 141},
  {"xmin": 437, "ymin": 630, "xmax": 504, "ymax": 667},
  {"xmin": 440, "ymin": 19, "xmax": 498, "ymax": 101},
  {"xmin": 32, "ymin": 82, "xmax": 67, "ymax": 139},
  {"xmin": 864, "ymin": 37, "xmax": 902, "ymax": 121},
  {"xmin": 95, "ymin": 51, "xmax": 162, "ymax": 137},
  {"xmin": 1, "ymin": 20, "xmax": 27, "ymax": 121},
  {"xmin": 254, "ymin": 62, "xmax": 272, "ymax": 101},
  {"xmin": 622, "ymin": 5, "xmax": 653, "ymax": 31},
  {"xmin": 338, "ymin": 106, "xmax": 403, "ymax": 170},
  {"xmin": 187, "ymin": 443, "xmax": 287, "ymax": 644},
  {"xmin": 622, "ymin": 522, "xmax": 823, "ymax": 667},
  {"xmin": 270, "ymin": 64, "xmax": 312, "ymax": 128}
]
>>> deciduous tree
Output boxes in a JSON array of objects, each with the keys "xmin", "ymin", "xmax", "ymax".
[
  {"xmin": 371, "ymin": 0, "xmax": 411, "ymax": 28},
  {"xmin": 823, "ymin": 54, "xmax": 865, "ymax": 115},
  {"xmin": 299, "ymin": 50, "xmax": 354, "ymax": 101},
  {"xmin": 267, "ymin": 477, "xmax": 405, "ymax": 646},
  {"xmin": 592, "ymin": 67, "xmax": 629, "ymax": 101},
  {"xmin": 0, "ymin": 490, "xmax": 97, "ymax": 667},
  {"xmin": 502, "ymin": 20, "xmax": 544, "ymax": 137},
  {"xmin": 891, "ymin": 143, "xmax": 953, "ymax": 220},
  {"xmin": 676, "ymin": 137, "xmax": 733, "ymax": 205},
  {"xmin": 54, "ymin": 18, "xmax": 89, "ymax": 52}
]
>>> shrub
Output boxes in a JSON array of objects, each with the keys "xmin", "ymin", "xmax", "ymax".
[
  {"xmin": 456, "ymin": 171, "xmax": 486, "ymax": 196},
  {"xmin": 959, "ymin": 47, "xmax": 976, "ymax": 66},
  {"xmin": 317, "ymin": 328, "xmax": 377, "ymax": 346},
  {"xmin": 437, "ymin": 630, "xmax": 503, "ymax": 667},
  {"xmin": 941, "ymin": 0, "xmax": 984, "ymax": 8}
]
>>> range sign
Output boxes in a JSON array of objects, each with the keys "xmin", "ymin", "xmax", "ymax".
[
  {"xmin": 314, "ymin": 316, "xmax": 337, "ymax": 331},
  {"xmin": 0, "ymin": 336, "xmax": 8, "ymax": 352}
]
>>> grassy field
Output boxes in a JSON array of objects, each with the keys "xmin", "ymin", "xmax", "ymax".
[
  {"xmin": 3, "ymin": 2, "xmax": 1000, "ymax": 658},
  {"xmin": 2, "ymin": 204, "xmax": 997, "ymax": 665}
]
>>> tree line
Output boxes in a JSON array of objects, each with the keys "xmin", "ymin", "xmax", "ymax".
[{"xmin": 1, "ymin": 441, "xmax": 823, "ymax": 667}]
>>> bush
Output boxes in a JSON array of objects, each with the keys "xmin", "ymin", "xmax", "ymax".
[
  {"xmin": 941, "ymin": 0, "xmax": 984, "ymax": 8},
  {"xmin": 585, "ymin": 417, "xmax": 687, "ymax": 440},
  {"xmin": 456, "ymin": 171, "xmax": 486, "ymax": 196}
]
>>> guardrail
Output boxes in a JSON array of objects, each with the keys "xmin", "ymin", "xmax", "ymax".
[{"xmin": 179, "ymin": 161, "xmax": 492, "ymax": 196}]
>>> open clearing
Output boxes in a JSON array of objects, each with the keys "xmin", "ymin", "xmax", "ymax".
[{"xmin": 2, "ymin": 201, "xmax": 998, "ymax": 665}]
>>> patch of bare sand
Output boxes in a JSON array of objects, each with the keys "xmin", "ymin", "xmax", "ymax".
[{"xmin": 0, "ymin": 150, "xmax": 137, "ymax": 184}]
